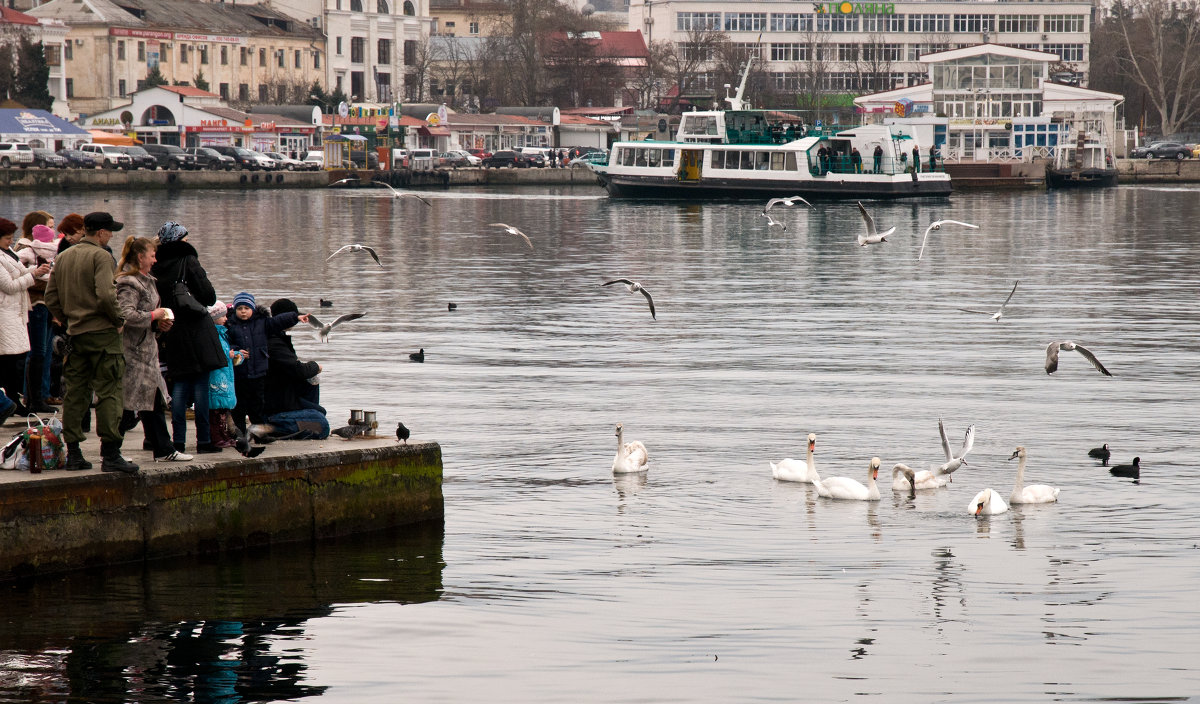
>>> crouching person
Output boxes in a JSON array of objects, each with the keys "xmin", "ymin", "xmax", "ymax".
[{"xmin": 251, "ymin": 298, "xmax": 329, "ymax": 441}]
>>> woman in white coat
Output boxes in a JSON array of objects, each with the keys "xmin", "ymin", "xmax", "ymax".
[{"xmin": 0, "ymin": 218, "xmax": 51, "ymax": 424}]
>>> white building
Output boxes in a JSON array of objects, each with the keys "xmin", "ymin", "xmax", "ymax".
[{"xmin": 0, "ymin": 7, "xmax": 71, "ymax": 117}]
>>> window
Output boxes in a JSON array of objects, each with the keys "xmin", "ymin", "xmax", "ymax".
[
  {"xmin": 259, "ymin": 85, "xmax": 269, "ymax": 102},
  {"xmin": 117, "ymin": 40, "xmax": 126, "ymax": 61},
  {"xmin": 241, "ymin": 46, "xmax": 249, "ymax": 65},
  {"xmin": 907, "ymin": 14, "xmax": 950, "ymax": 33},
  {"xmin": 351, "ymin": 0, "xmax": 363, "ymax": 10},
  {"xmin": 137, "ymin": 41, "xmax": 145, "ymax": 61},
  {"xmin": 862, "ymin": 44, "xmax": 902, "ymax": 62},
  {"xmin": 469, "ymin": 21, "xmax": 479, "ymax": 34},
  {"xmin": 118, "ymin": 79, "xmax": 126, "ymax": 96},
  {"xmin": 181, "ymin": 44, "xmax": 189, "ymax": 64},
  {"xmin": 66, "ymin": 77, "xmax": 73, "ymax": 98},
  {"xmin": 277, "ymin": 49, "xmax": 285, "ymax": 67},
  {"xmin": 908, "ymin": 43, "xmax": 947, "ymax": 61},
  {"xmin": 953, "ymin": 14, "xmax": 995, "ymax": 33},
  {"xmin": 377, "ymin": 72, "xmax": 392, "ymax": 101},
  {"xmin": 724, "ymin": 12, "xmax": 766, "ymax": 32},
  {"xmin": 378, "ymin": 0, "xmax": 390, "ymax": 11},
  {"xmin": 200, "ymin": 46, "xmax": 209, "ymax": 64},
  {"xmin": 239, "ymin": 83, "xmax": 249, "ymax": 101},
  {"xmin": 772, "ymin": 72, "xmax": 799, "ymax": 90},
  {"xmin": 681, "ymin": 42, "xmax": 714, "ymax": 62},
  {"xmin": 44, "ymin": 44, "xmax": 61, "ymax": 66},
  {"xmin": 837, "ymin": 43, "xmax": 857, "ymax": 61},
  {"xmin": 64, "ymin": 42, "xmax": 73, "ymax": 60},
  {"xmin": 219, "ymin": 82, "xmax": 229, "ymax": 100},
  {"xmin": 295, "ymin": 49, "xmax": 302, "ymax": 68},
  {"xmin": 404, "ymin": 40, "xmax": 416, "ymax": 65},
  {"xmin": 1043, "ymin": 14, "xmax": 1085, "ymax": 33},
  {"xmin": 314, "ymin": 50, "xmax": 321, "ymax": 69},
  {"xmin": 336, "ymin": 37, "xmax": 343, "ymax": 55},
  {"xmin": 278, "ymin": 85, "xmax": 288, "ymax": 101},
  {"xmin": 734, "ymin": 43, "xmax": 762, "ymax": 60},
  {"xmin": 770, "ymin": 43, "xmax": 803, "ymax": 62},
  {"xmin": 998, "ymin": 15, "xmax": 1039, "ymax": 33},
  {"xmin": 378, "ymin": 38, "xmax": 391, "ymax": 63},
  {"xmin": 1043, "ymin": 43, "xmax": 1084, "ymax": 61},
  {"xmin": 816, "ymin": 14, "xmax": 858, "ymax": 32},
  {"xmin": 862, "ymin": 15, "xmax": 904, "ymax": 32},
  {"xmin": 403, "ymin": 1, "xmax": 415, "ymax": 15},
  {"xmin": 351, "ymin": 37, "xmax": 365, "ymax": 63},
  {"xmin": 676, "ymin": 12, "xmax": 720, "ymax": 31},
  {"xmin": 769, "ymin": 13, "xmax": 799, "ymax": 31},
  {"xmin": 221, "ymin": 46, "xmax": 228, "ymax": 65}
]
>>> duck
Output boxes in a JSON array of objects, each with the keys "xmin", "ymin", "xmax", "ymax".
[
  {"xmin": 612, "ymin": 423, "xmax": 648, "ymax": 474},
  {"xmin": 409, "ymin": 348, "xmax": 425, "ymax": 362},
  {"xmin": 1008, "ymin": 446, "xmax": 1060, "ymax": 504},
  {"xmin": 968, "ymin": 488, "xmax": 1008, "ymax": 516},
  {"xmin": 891, "ymin": 463, "xmax": 950, "ymax": 492},
  {"xmin": 1088, "ymin": 443, "xmax": 1111, "ymax": 466},
  {"xmin": 1109, "ymin": 456, "xmax": 1140, "ymax": 478},
  {"xmin": 770, "ymin": 433, "xmax": 819, "ymax": 483},
  {"xmin": 815, "ymin": 457, "xmax": 881, "ymax": 501}
]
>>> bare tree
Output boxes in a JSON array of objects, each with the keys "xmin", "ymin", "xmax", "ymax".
[
  {"xmin": 404, "ymin": 36, "xmax": 438, "ymax": 103},
  {"xmin": 795, "ymin": 30, "xmax": 834, "ymax": 124},
  {"xmin": 543, "ymin": 32, "xmax": 624, "ymax": 107},
  {"xmin": 660, "ymin": 25, "xmax": 728, "ymax": 112},
  {"xmin": 1112, "ymin": 0, "xmax": 1200, "ymax": 136},
  {"xmin": 854, "ymin": 32, "xmax": 897, "ymax": 94}
]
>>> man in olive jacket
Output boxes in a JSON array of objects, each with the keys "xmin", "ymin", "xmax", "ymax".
[{"xmin": 44, "ymin": 211, "xmax": 139, "ymax": 474}]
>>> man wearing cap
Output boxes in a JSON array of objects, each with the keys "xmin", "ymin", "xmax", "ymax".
[{"xmin": 44, "ymin": 212, "xmax": 139, "ymax": 474}]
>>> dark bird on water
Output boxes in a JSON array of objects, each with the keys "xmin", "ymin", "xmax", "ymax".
[
  {"xmin": 1110, "ymin": 457, "xmax": 1140, "ymax": 478},
  {"xmin": 396, "ymin": 422, "xmax": 410, "ymax": 443},
  {"xmin": 320, "ymin": 298, "xmax": 333, "ymax": 307},
  {"xmin": 1088, "ymin": 443, "xmax": 1111, "ymax": 466},
  {"xmin": 409, "ymin": 348, "xmax": 424, "ymax": 362},
  {"xmin": 448, "ymin": 302, "xmax": 457, "ymax": 311}
]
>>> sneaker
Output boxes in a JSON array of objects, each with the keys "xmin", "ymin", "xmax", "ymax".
[
  {"xmin": 101, "ymin": 454, "xmax": 140, "ymax": 474},
  {"xmin": 155, "ymin": 450, "xmax": 194, "ymax": 462}
]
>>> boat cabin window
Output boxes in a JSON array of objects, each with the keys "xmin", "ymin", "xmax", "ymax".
[
  {"xmin": 710, "ymin": 149, "xmax": 798, "ymax": 171},
  {"xmin": 679, "ymin": 114, "xmax": 719, "ymax": 140},
  {"xmin": 616, "ymin": 146, "xmax": 675, "ymax": 168}
]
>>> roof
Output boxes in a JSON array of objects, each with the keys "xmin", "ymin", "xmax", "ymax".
[
  {"xmin": 561, "ymin": 106, "xmax": 634, "ymax": 117},
  {"xmin": 28, "ymin": 0, "xmax": 320, "ymax": 38},
  {"xmin": 443, "ymin": 113, "xmax": 548, "ymax": 127},
  {"xmin": 920, "ymin": 43, "xmax": 1060, "ymax": 64},
  {"xmin": 0, "ymin": 109, "xmax": 90, "ymax": 137},
  {"xmin": 1042, "ymin": 82, "xmax": 1124, "ymax": 102},
  {"xmin": 0, "ymin": 7, "xmax": 40, "ymax": 25},
  {"xmin": 158, "ymin": 85, "xmax": 221, "ymax": 99},
  {"xmin": 559, "ymin": 114, "xmax": 614, "ymax": 128},
  {"xmin": 543, "ymin": 30, "xmax": 649, "ymax": 60},
  {"xmin": 853, "ymin": 83, "xmax": 933, "ymax": 105}
]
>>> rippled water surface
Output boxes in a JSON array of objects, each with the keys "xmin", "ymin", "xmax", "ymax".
[{"xmin": 2, "ymin": 184, "xmax": 1199, "ymax": 702}]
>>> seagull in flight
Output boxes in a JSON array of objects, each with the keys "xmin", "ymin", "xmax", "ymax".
[
  {"xmin": 933, "ymin": 419, "xmax": 975, "ymax": 478},
  {"xmin": 326, "ymin": 244, "xmax": 382, "ymax": 267},
  {"xmin": 370, "ymin": 180, "xmax": 432, "ymax": 205},
  {"xmin": 329, "ymin": 177, "xmax": 360, "ymax": 187},
  {"xmin": 602, "ymin": 279, "xmax": 656, "ymax": 320},
  {"xmin": 856, "ymin": 201, "xmax": 895, "ymax": 246},
  {"xmin": 764, "ymin": 195, "xmax": 813, "ymax": 212},
  {"xmin": 488, "ymin": 223, "xmax": 533, "ymax": 250},
  {"xmin": 959, "ymin": 280, "xmax": 1019, "ymax": 321},
  {"xmin": 1045, "ymin": 341, "xmax": 1113, "ymax": 376},
  {"xmin": 760, "ymin": 211, "xmax": 787, "ymax": 230},
  {"xmin": 916, "ymin": 219, "xmax": 980, "ymax": 261},
  {"xmin": 307, "ymin": 312, "xmax": 366, "ymax": 342}
]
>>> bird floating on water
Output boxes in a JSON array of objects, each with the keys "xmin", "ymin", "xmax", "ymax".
[
  {"xmin": 969, "ymin": 487, "xmax": 1008, "ymax": 516},
  {"xmin": 326, "ymin": 243, "xmax": 383, "ymax": 267},
  {"xmin": 409, "ymin": 348, "xmax": 425, "ymax": 362},
  {"xmin": 306, "ymin": 312, "xmax": 366, "ymax": 342},
  {"xmin": 916, "ymin": 219, "xmax": 980, "ymax": 261},
  {"xmin": 1045, "ymin": 341, "xmax": 1112, "ymax": 376},
  {"xmin": 1088, "ymin": 443, "xmax": 1111, "ymax": 466},
  {"xmin": 856, "ymin": 201, "xmax": 894, "ymax": 246},
  {"xmin": 602, "ymin": 278, "xmax": 656, "ymax": 319},
  {"xmin": 814, "ymin": 457, "xmax": 881, "ymax": 501},
  {"xmin": 370, "ymin": 180, "xmax": 433, "ymax": 205},
  {"xmin": 764, "ymin": 195, "xmax": 813, "ymax": 212},
  {"xmin": 958, "ymin": 280, "xmax": 1019, "ymax": 321},
  {"xmin": 447, "ymin": 302, "xmax": 458, "ymax": 311},
  {"xmin": 1109, "ymin": 456, "xmax": 1140, "ymax": 478},
  {"xmin": 770, "ymin": 433, "xmax": 819, "ymax": 483},
  {"xmin": 319, "ymin": 298, "xmax": 334, "ymax": 308},
  {"xmin": 612, "ymin": 423, "xmax": 649, "ymax": 474},
  {"xmin": 1008, "ymin": 446, "xmax": 1060, "ymax": 504},
  {"xmin": 488, "ymin": 223, "xmax": 533, "ymax": 250}
]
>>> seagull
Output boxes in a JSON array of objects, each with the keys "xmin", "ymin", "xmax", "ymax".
[
  {"xmin": 488, "ymin": 223, "xmax": 533, "ymax": 250},
  {"xmin": 409, "ymin": 348, "xmax": 424, "ymax": 362},
  {"xmin": 396, "ymin": 422, "xmax": 411, "ymax": 444},
  {"xmin": 932, "ymin": 418, "xmax": 975, "ymax": 479},
  {"xmin": 760, "ymin": 211, "xmax": 787, "ymax": 230},
  {"xmin": 856, "ymin": 201, "xmax": 895, "ymax": 246},
  {"xmin": 326, "ymin": 244, "xmax": 383, "ymax": 267},
  {"xmin": 764, "ymin": 195, "xmax": 813, "ymax": 212},
  {"xmin": 916, "ymin": 219, "xmax": 980, "ymax": 261},
  {"xmin": 329, "ymin": 177, "xmax": 360, "ymax": 187},
  {"xmin": 1045, "ymin": 341, "xmax": 1113, "ymax": 376},
  {"xmin": 958, "ymin": 280, "xmax": 1019, "ymax": 321},
  {"xmin": 370, "ymin": 180, "xmax": 432, "ymax": 205},
  {"xmin": 306, "ymin": 312, "xmax": 366, "ymax": 342},
  {"xmin": 602, "ymin": 278, "xmax": 656, "ymax": 319}
]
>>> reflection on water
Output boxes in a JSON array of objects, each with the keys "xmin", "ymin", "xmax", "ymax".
[{"xmin": 2, "ymin": 185, "xmax": 1200, "ymax": 701}]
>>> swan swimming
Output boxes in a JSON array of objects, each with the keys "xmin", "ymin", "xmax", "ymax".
[
  {"xmin": 815, "ymin": 457, "xmax": 881, "ymax": 501},
  {"xmin": 969, "ymin": 488, "xmax": 1009, "ymax": 516},
  {"xmin": 612, "ymin": 423, "xmax": 649, "ymax": 474},
  {"xmin": 1008, "ymin": 446, "xmax": 1060, "ymax": 504},
  {"xmin": 770, "ymin": 433, "xmax": 819, "ymax": 483},
  {"xmin": 891, "ymin": 463, "xmax": 950, "ymax": 492}
]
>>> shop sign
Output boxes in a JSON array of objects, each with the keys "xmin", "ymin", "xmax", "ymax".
[
  {"xmin": 109, "ymin": 28, "xmax": 173, "ymax": 40},
  {"xmin": 91, "ymin": 117, "xmax": 122, "ymax": 126},
  {"xmin": 13, "ymin": 111, "xmax": 58, "ymax": 133}
]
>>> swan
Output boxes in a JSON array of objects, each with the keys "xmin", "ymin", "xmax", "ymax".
[
  {"xmin": 968, "ymin": 488, "xmax": 1009, "ymax": 516},
  {"xmin": 1008, "ymin": 446, "xmax": 1060, "ymax": 504},
  {"xmin": 891, "ymin": 463, "xmax": 950, "ymax": 492},
  {"xmin": 930, "ymin": 419, "xmax": 975, "ymax": 480},
  {"xmin": 612, "ymin": 423, "xmax": 648, "ymax": 474},
  {"xmin": 815, "ymin": 457, "xmax": 881, "ymax": 501},
  {"xmin": 770, "ymin": 433, "xmax": 819, "ymax": 483}
]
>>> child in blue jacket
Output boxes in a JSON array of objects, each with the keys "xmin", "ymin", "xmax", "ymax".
[
  {"xmin": 207, "ymin": 302, "xmax": 239, "ymax": 447},
  {"xmin": 225, "ymin": 291, "xmax": 305, "ymax": 433}
]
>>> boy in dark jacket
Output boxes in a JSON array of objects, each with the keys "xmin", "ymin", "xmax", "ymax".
[{"xmin": 225, "ymin": 291, "xmax": 306, "ymax": 432}]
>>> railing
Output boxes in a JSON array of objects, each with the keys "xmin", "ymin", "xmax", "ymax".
[
  {"xmin": 942, "ymin": 144, "xmax": 1059, "ymax": 163},
  {"xmin": 807, "ymin": 153, "xmax": 944, "ymax": 176}
]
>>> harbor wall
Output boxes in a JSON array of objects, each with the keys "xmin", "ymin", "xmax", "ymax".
[{"xmin": 1115, "ymin": 158, "xmax": 1200, "ymax": 183}]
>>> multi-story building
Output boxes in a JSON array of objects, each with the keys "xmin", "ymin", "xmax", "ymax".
[
  {"xmin": 0, "ymin": 6, "xmax": 70, "ymax": 117},
  {"xmin": 27, "ymin": 0, "xmax": 324, "ymax": 118},
  {"xmin": 630, "ymin": 0, "xmax": 1092, "ymax": 100}
]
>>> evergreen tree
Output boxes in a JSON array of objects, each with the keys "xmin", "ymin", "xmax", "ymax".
[
  {"xmin": 194, "ymin": 70, "xmax": 210, "ymax": 91},
  {"xmin": 0, "ymin": 41, "xmax": 15, "ymax": 102},
  {"xmin": 14, "ymin": 35, "xmax": 53, "ymax": 110},
  {"xmin": 308, "ymin": 81, "xmax": 331, "ymax": 112},
  {"xmin": 144, "ymin": 65, "xmax": 168, "ymax": 88}
]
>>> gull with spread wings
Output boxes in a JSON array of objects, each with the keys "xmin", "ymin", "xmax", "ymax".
[
  {"xmin": 370, "ymin": 180, "xmax": 432, "ymax": 205},
  {"xmin": 307, "ymin": 312, "xmax": 367, "ymax": 342},
  {"xmin": 1045, "ymin": 341, "xmax": 1113, "ymax": 376},
  {"xmin": 760, "ymin": 211, "xmax": 787, "ymax": 230},
  {"xmin": 488, "ymin": 223, "xmax": 534, "ymax": 250},
  {"xmin": 764, "ymin": 195, "xmax": 813, "ymax": 212},
  {"xmin": 326, "ymin": 244, "xmax": 383, "ymax": 267},
  {"xmin": 856, "ymin": 201, "xmax": 895, "ymax": 246},
  {"xmin": 602, "ymin": 279, "xmax": 656, "ymax": 319},
  {"xmin": 959, "ymin": 280, "xmax": 1019, "ymax": 321},
  {"xmin": 916, "ymin": 219, "xmax": 980, "ymax": 261}
]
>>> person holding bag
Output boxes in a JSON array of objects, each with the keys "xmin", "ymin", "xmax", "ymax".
[{"xmin": 149, "ymin": 221, "xmax": 226, "ymax": 454}]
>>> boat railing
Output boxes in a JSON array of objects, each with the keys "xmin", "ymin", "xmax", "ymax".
[
  {"xmin": 806, "ymin": 153, "xmax": 945, "ymax": 176},
  {"xmin": 724, "ymin": 127, "xmax": 802, "ymax": 145}
]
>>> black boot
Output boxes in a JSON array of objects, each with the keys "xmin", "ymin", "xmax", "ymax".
[
  {"xmin": 63, "ymin": 442, "xmax": 92, "ymax": 471},
  {"xmin": 195, "ymin": 442, "xmax": 223, "ymax": 454},
  {"xmin": 100, "ymin": 441, "xmax": 139, "ymax": 474}
]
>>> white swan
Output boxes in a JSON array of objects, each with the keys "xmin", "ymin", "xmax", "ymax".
[
  {"xmin": 770, "ymin": 433, "xmax": 819, "ymax": 483},
  {"xmin": 930, "ymin": 419, "xmax": 975, "ymax": 480},
  {"xmin": 815, "ymin": 457, "xmax": 881, "ymax": 501},
  {"xmin": 612, "ymin": 423, "xmax": 648, "ymax": 474},
  {"xmin": 968, "ymin": 488, "xmax": 1008, "ymax": 516},
  {"xmin": 891, "ymin": 463, "xmax": 950, "ymax": 492},
  {"xmin": 1008, "ymin": 446, "xmax": 1059, "ymax": 504}
]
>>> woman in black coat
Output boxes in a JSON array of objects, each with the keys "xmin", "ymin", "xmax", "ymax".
[{"xmin": 149, "ymin": 221, "xmax": 226, "ymax": 453}]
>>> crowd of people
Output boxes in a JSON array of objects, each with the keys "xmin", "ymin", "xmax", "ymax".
[{"xmin": 1, "ymin": 210, "xmax": 329, "ymax": 475}]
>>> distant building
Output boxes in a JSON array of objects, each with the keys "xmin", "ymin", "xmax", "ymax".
[{"xmin": 0, "ymin": 6, "xmax": 70, "ymax": 117}]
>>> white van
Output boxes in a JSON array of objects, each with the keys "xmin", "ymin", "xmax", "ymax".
[
  {"xmin": 81, "ymin": 143, "xmax": 133, "ymax": 169},
  {"xmin": 409, "ymin": 148, "xmax": 439, "ymax": 171}
]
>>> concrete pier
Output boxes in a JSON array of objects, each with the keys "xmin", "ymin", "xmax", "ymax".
[{"xmin": 0, "ymin": 422, "xmax": 443, "ymax": 580}]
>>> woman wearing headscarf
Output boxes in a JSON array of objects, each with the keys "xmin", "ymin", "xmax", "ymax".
[
  {"xmin": 0, "ymin": 217, "xmax": 52, "ymax": 424},
  {"xmin": 149, "ymin": 221, "xmax": 227, "ymax": 454}
]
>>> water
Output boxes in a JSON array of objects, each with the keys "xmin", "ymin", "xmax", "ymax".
[{"xmin": 2, "ymin": 184, "xmax": 1199, "ymax": 702}]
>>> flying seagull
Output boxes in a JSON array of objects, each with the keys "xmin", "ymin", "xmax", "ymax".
[
  {"xmin": 856, "ymin": 201, "xmax": 895, "ymax": 246},
  {"xmin": 329, "ymin": 177, "xmax": 359, "ymax": 187},
  {"xmin": 958, "ymin": 280, "xmax": 1019, "ymax": 321},
  {"xmin": 933, "ymin": 419, "xmax": 976, "ymax": 478},
  {"xmin": 326, "ymin": 244, "xmax": 382, "ymax": 267},
  {"xmin": 307, "ymin": 312, "xmax": 366, "ymax": 342},
  {"xmin": 370, "ymin": 180, "xmax": 432, "ymax": 205},
  {"xmin": 1045, "ymin": 341, "xmax": 1113, "ymax": 376},
  {"xmin": 602, "ymin": 279, "xmax": 656, "ymax": 320},
  {"xmin": 764, "ymin": 195, "xmax": 813, "ymax": 212},
  {"xmin": 760, "ymin": 211, "xmax": 787, "ymax": 230},
  {"xmin": 916, "ymin": 219, "xmax": 980, "ymax": 261},
  {"xmin": 488, "ymin": 223, "xmax": 533, "ymax": 250}
]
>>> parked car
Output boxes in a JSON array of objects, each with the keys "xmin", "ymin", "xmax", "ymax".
[
  {"xmin": 442, "ymin": 149, "xmax": 481, "ymax": 166},
  {"xmin": 467, "ymin": 148, "xmax": 493, "ymax": 160},
  {"xmin": 518, "ymin": 147, "xmax": 549, "ymax": 167},
  {"xmin": 118, "ymin": 146, "xmax": 159, "ymax": 170},
  {"xmin": 57, "ymin": 148, "xmax": 97, "ymax": 169},
  {"xmin": 186, "ymin": 146, "xmax": 236, "ymax": 170},
  {"xmin": 408, "ymin": 148, "xmax": 439, "ymax": 171},
  {"xmin": 265, "ymin": 151, "xmax": 305, "ymax": 171},
  {"xmin": 0, "ymin": 142, "xmax": 34, "ymax": 168},
  {"xmin": 31, "ymin": 148, "xmax": 67, "ymax": 168},
  {"xmin": 245, "ymin": 150, "xmax": 277, "ymax": 170},
  {"xmin": 80, "ymin": 143, "xmax": 133, "ymax": 169},
  {"xmin": 303, "ymin": 151, "xmax": 325, "ymax": 169},
  {"xmin": 1129, "ymin": 141, "xmax": 1190, "ymax": 160},
  {"xmin": 209, "ymin": 145, "xmax": 264, "ymax": 170},
  {"xmin": 482, "ymin": 150, "xmax": 531, "ymax": 168},
  {"xmin": 143, "ymin": 143, "xmax": 198, "ymax": 170}
]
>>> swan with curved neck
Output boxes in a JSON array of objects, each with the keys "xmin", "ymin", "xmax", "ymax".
[
  {"xmin": 612, "ymin": 423, "xmax": 648, "ymax": 474},
  {"xmin": 771, "ymin": 433, "xmax": 820, "ymax": 483},
  {"xmin": 892, "ymin": 463, "xmax": 952, "ymax": 493},
  {"xmin": 815, "ymin": 457, "xmax": 881, "ymax": 501},
  {"xmin": 1008, "ymin": 446, "xmax": 1059, "ymax": 504},
  {"xmin": 969, "ymin": 488, "xmax": 1008, "ymax": 516}
]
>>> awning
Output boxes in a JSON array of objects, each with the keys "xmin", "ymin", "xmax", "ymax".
[
  {"xmin": 418, "ymin": 126, "xmax": 451, "ymax": 137},
  {"xmin": 326, "ymin": 134, "xmax": 368, "ymax": 142},
  {"xmin": 89, "ymin": 129, "xmax": 140, "ymax": 146},
  {"xmin": 0, "ymin": 108, "xmax": 89, "ymax": 137}
]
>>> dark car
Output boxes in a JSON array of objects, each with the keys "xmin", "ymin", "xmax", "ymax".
[
  {"xmin": 57, "ymin": 148, "xmax": 97, "ymax": 168},
  {"xmin": 439, "ymin": 151, "xmax": 470, "ymax": 168},
  {"xmin": 482, "ymin": 150, "xmax": 530, "ymax": 168},
  {"xmin": 119, "ymin": 146, "xmax": 159, "ymax": 169},
  {"xmin": 186, "ymin": 147, "xmax": 236, "ymax": 171},
  {"xmin": 143, "ymin": 143, "xmax": 197, "ymax": 170},
  {"xmin": 1129, "ymin": 141, "xmax": 1190, "ymax": 160},
  {"xmin": 31, "ymin": 148, "xmax": 67, "ymax": 168},
  {"xmin": 209, "ymin": 145, "xmax": 262, "ymax": 170}
]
